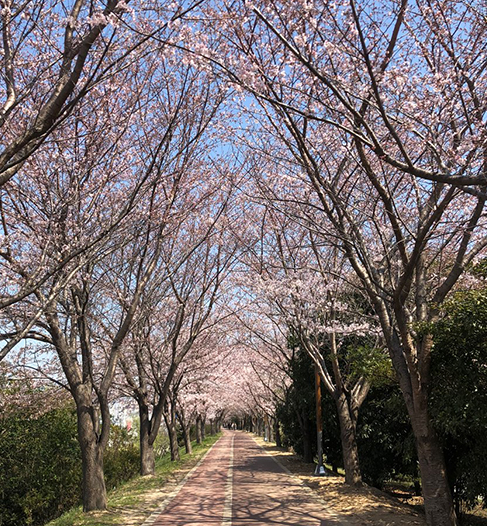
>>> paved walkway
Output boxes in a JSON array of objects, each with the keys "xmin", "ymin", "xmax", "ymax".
[{"xmin": 145, "ymin": 430, "xmax": 344, "ymax": 526}]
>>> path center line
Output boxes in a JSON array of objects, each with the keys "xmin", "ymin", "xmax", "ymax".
[{"xmin": 222, "ymin": 434, "xmax": 234, "ymax": 525}]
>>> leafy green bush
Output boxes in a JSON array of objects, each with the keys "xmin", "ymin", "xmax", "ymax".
[
  {"xmin": 430, "ymin": 288, "xmax": 487, "ymax": 512},
  {"xmin": 357, "ymin": 383, "xmax": 417, "ymax": 488},
  {"xmin": 276, "ymin": 349, "xmax": 342, "ymax": 467},
  {"xmin": 0, "ymin": 400, "xmax": 141, "ymax": 526},
  {"xmin": 0, "ymin": 405, "xmax": 82, "ymax": 526},
  {"xmin": 104, "ymin": 425, "xmax": 139, "ymax": 490}
]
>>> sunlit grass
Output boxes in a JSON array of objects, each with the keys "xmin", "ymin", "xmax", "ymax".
[{"xmin": 46, "ymin": 434, "xmax": 221, "ymax": 526}]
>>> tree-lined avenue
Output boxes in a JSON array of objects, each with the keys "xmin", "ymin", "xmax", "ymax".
[{"xmin": 2, "ymin": 2, "xmax": 486, "ymax": 525}]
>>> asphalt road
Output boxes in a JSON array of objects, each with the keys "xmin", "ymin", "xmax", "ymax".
[{"xmin": 148, "ymin": 430, "xmax": 344, "ymax": 526}]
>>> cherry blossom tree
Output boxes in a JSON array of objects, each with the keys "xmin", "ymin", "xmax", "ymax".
[
  {"xmin": 118, "ymin": 222, "xmax": 238, "ymax": 472},
  {"xmin": 0, "ymin": 1, "xmax": 216, "ymax": 368},
  {"xmin": 0, "ymin": 66, "xmax": 155, "ymax": 362},
  {"xmin": 192, "ymin": 3, "xmax": 487, "ymax": 523},
  {"xmin": 236, "ymin": 111, "xmax": 485, "ymax": 524},
  {"xmin": 176, "ymin": 340, "xmax": 237, "ymax": 444},
  {"xmin": 0, "ymin": 0, "xmax": 205, "ymax": 187},
  {"xmin": 32, "ymin": 198, "xmax": 167, "ymax": 511},
  {"xmin": 3, "ymin": 45, "xmax": 229, "ymax": 510},
  {"xmin": 199, "ymin": 0, "xmax": 487, "ymax": 191},
  {"xmin": 161, "ymin": 335, "xmax": 232, "ymax": 457},
  {"xmin": 233, "ymin": 205, "xmax": 382, "ymax": 484}
]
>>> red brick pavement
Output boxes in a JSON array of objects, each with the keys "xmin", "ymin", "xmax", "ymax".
[
  {"xmin": 146, "ymin": 430, "xmax": 344, "ymax": 526},
  {"xmin": 231, "ymin": 432, "xmax": 342, "ymax": 526},
  {"xmin": 150, "ymin": 432, "xmax": 233, "ymax": 526}
]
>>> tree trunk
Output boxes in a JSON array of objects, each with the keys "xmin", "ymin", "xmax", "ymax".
[
  {"xmin": 201, "ymin": 416, "xmax": 206, "ymax": 440},
  {"xmin": 77, "ymin": 403, "xmax": 107, "ymax": 511},
  {"xmin": 196, "ymin": 415, "xmax": 203, "ymax": 444},
  {"xmin": 168, "ymin": 421, "xmax": 180, "ymax": 461},
  {"xmin": 181, "ymin": 421, "xmax": 192, "ymax": 454},
  {"xmin": 264, "ymin": 414, "xmax": 270, "ymax": 441},
  {"xmin": 389, "ymin": 327, "xmax": 458, "ymax": 526},
  {"xmin": 139, "ymin": 404, "xmax": 155, "ymax": 475},
  {"xmin": 210, "ymin": 418, "xmax": 215, "ymax": 435},
  {"xmin": 140, "ymin": 436, "xmax": 156, "ymax": 475},
  {"xmin": 407, "ymin": 390, "xmax": 458, "ymax": 526},
  {"xmin": 335, "ymin": 391, "xmax": 362, "ymax": 486},
  {"xmin": 164, "ymin": 409, "xmax": 180, "ymax": 462},
  {"xmin": 275, "ymin": 418, "xmax": 282, "ymax": 447}
]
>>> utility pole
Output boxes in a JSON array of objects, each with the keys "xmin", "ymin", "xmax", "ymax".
[{"xmin": 314, "ymin": 363, "xmax": 328, "ymax": 476}]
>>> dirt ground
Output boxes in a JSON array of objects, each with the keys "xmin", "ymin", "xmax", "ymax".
[
  {"xmin": 253, "ymin": 435, "xmax": 426, "ymax": 526},
  {"xmin": 254, "ymin": 435, "xmax": 487, "ymax": 526}
]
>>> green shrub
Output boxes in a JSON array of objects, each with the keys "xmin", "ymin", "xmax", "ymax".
[
  {"xmin": 0, "ymin": 405, "xmax": 82, "ymax": 526},
  {"xmin": 357, "ymin": 383, "xmax": 418, "ymax": 488},
  {"xmin": 430, "ymin": 288, "xmax": 487, "ymax": 512},
  {"xmin": 104, "ymin": 425, "xmax": 139, "ymax": 490},
  {"xmin": 0, "ymin": 402, "xmax": 141, "ymax": 526}
]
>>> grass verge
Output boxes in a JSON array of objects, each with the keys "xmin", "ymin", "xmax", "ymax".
[{"xmin": 46, "ymin": 434, "xmax": 221, "ymax": 526}]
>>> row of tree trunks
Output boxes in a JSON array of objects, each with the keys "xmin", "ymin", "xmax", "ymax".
[
  {"xmin": 140, "ymin": 407, "xmax": 219, "ymax": 477},
  {"xmin": 242, "ymin": 413, "xmax": 282, "ymax": 447}
]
